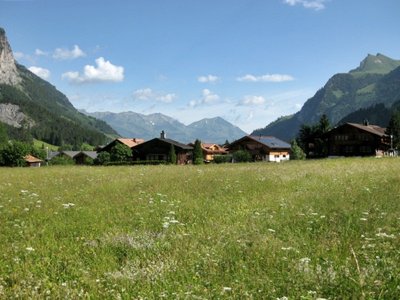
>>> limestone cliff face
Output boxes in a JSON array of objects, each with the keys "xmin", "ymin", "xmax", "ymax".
[
  {"xmin": 0, "ymin": 103, "xmax": 34, "ymax": 128},
  {"xmin": 0, "ymin": 27, "xmax": 21, "ymax": 86}
]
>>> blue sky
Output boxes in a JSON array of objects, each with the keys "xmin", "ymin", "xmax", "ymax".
[{"xmin": 1, "ymin": 0, "xmax": 399, "ymax": 133}]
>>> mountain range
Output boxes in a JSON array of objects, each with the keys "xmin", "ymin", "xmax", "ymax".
[
  {"xmin": 0, "ymin": 27, "xmax": 245, "ymax": 146},
  {"xmin": 83, "ymin": 110, "xmax": 247, "ymax": 144},
  {"xmin": 252, "ymin": 53, "xmax": 400, "ymax": 141}
]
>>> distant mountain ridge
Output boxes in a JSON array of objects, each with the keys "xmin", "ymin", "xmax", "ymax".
[
  {"xmin": 252, "ymin": 53, "xmax": 400, "ymax": 141},
  {"xmin": 83, "ymin": 110, "xmax": 247, "ymax": 143},
  {"xmin": 0, "ymin": 27, "xmax": 117, "ymax": 146}
]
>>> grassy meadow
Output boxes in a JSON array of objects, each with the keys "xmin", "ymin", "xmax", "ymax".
[{"xmin": 0, "ymin": 158, "xmax": 399, "ymax": 299}]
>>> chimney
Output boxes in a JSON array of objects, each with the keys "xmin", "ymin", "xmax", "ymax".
[
  {"xmin": 160, "ymin": 130, "xmax": 166, "ymax": 139},
  {"xmin": 363, "ymin": 119, "xmax": 369, "ymax": 126}
]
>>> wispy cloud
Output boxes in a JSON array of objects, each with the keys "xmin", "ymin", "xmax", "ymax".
[
  {"xmin": 62, "ymin": 57, "xmax": 124, "ymax": 83},
  {"xmin": 28, "ymin": 66, "xmax": 50, "ymax": 80},
  {"xmin": 237, "ymin": 74, "xmax": 294, "ymax": 82},
  {"xmin": 35, "ymin": 49, "xmax": 48, "ymax": 56},
  {"xmin": 133, "ymin": 88, "xmax": 176, "ymax": 103},
  {"xmin": 53, "ymin": 45, "xmax": 86, "ymax": 60},
  {"xmin": 189, "ymin": 89, "xmax": 220, "ymax": 107},
  {"xmin": 238, "ymin": 95, "xmax": 266, "ymax": 106},
  {"xmin": 198, "ymin": 74, "xmax": 219, "ymax": 83},
  {"xmin": 283, "ymin": 0, "xmax": 327, "ymax": 11}
]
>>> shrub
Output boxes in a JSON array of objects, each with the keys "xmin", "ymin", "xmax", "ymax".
[
  {"xmin": 232, "ymin": 150, "xmax": 252, "ymax": 163},
  {"xmin": 213, "ymin": 155, "xmax": 232, "ymax": 164}
]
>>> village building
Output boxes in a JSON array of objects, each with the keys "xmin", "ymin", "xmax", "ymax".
[
  {"xmin": 188, "ymin": 142, "xmax": 228, "ymax": 162},
  {"xmin": 24, "ymin": 154, "xmax": 43, "ymax": 167},
  {"xmin": 132, "ymin": 131, "xmax": 193, "ymax": 164},
  {"xmin": 229, "ymin": 135, "xmax": 291, "ymax": 162},
  {"xmin": 325, "ymin": 122, "xmax": 390, "ymax": 157},
  {"xmin": 99, "ymin": 138, "xmax": 145, "ymax": 153}
]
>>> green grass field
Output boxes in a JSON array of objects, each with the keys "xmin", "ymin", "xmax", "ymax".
[{"xmin": 0, "ymin": 158, "xmax": 399, "ymax": 299}]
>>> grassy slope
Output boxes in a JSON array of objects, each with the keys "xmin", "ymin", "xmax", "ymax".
[{"xmin": 0, "ymin": 159, "xmax": 399, "ymax": 298}]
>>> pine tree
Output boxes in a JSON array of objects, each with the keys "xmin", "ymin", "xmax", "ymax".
[
  {"xmin": 193, "ymin": 139, "xmax": 203, "ymax": 165},
  {"xmin": 169, "ymin": 144, "xmax": 177, "ymax": 164}
]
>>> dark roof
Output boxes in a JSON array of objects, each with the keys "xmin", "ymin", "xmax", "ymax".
[
  {"xmin": 231, "ymin": 135, "xmax": 290, "ymax": 149},
  {"xmin": 132, "ymin": 137, "xmax": 193, "ymax": 151},
  {"xmin": 77, "ymin": 151, "xmax": 98, "ymax": 159},
  {"xmin": 249, "ymin": 136, "xmax": 291, "ymax": 149},
  {"xmin": 346, "ymin": 123, "xmax": 387, "ymax": 137},
  {"xmin": 155, "ymin": 138, "xmax": 193, "ymax": 150}
]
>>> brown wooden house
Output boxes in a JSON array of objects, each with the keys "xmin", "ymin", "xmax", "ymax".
[
  {"xmin": 132, "ymin": 132, "xmax": 193, "ymax": 164},
  {"xmin": 325, "ymin": 122, "xmax": 390, "ymax": 157},
  {"xmin": 229, "ymin": 135, "xmax": 291, "ymax": 162}
]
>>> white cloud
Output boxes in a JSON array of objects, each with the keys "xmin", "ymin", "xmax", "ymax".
[
  {"xmin": 237, "ymin": 73, "xmax": 294, "ymax": 82},
  {"xmin": 239, "ymin": 95, "xmax": 266, "ymax": 106},
  {"xmin": 198, "ymin": 74, "xmax": 219, "ymax": 83},
  {"xmin": 35, "ymin": 49, "xmax": 48, "ymax": 56},
  {"xmin": 283, "ymin": 0, "xmax": 326, "ymax": 11},
  {"xmin": 189, "ymin": 89, "xmax": 220, "ymax": 107},
  {"xmin": 53, "ymin": 45, "xmax": 86, "ymax": 60},
  {"xmin": 133, "ymin": 88, "xmax": 176, "ymax": 103},
  {"xmin": 28, "ymin": 66, "xmax": 50, "ymax": 80},
  {"xmin": 62, "ymin": 57, "xmax": 124, "ymax": 83}
]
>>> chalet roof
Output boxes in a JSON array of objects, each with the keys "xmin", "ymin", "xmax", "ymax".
[
  {"xmin": 346, "ymin": 123, "xmax": 387, "ymax": 137},
  {"xmin": 77, "ymin": 151, "xmax": 98, "ymax": 159},
  {"xmin": 132, "ymin": 137, "xmax": 193, "ymax": 151},
  {"xmin": 117, "ymin": 138, "xmax": 145, "ymax": 148},
  {"xmin": 231, "ymin": 135, "xmax": 291, "ymax": 149},
  {"xmin": 157, "ymin": 138, "xmax": 193, "ymax": 150},
  {"xmin": 24, "ymin": 155, "xmax": 43, "ymax": 163}
]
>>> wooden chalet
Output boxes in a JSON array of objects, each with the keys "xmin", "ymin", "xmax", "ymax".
[
  {"xmin": 229, "ymin": 135, "xmax": 291, "ymax": 162},
  {"xmin": 325, "ymin": 122, "xmax": 390, "ymax": 157},
  {"xmin": 99, "ymin": 138, "xmax": 144, "ymax": 153},
  {"xmin": 132, "ymin": 131, "xmax": 193, "ymax": 164},
  {"xmin": 188, "ymin": 142, "xmax": 228, "ymax": 162},
  {"xmin": 24, "ymin": 155, "xmax": 43, "ymax": 167}
]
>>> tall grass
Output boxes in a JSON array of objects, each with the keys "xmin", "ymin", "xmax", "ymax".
[{"xmin": 0, "ymin": 158, "xmax": 399, "ymax": 298}]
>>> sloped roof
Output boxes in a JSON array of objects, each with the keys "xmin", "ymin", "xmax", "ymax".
[
  {"xmin": 249, "ymin": 136, "xmax": 291, "ymax": 149},
  {"xmin": 77, "ymin": 151, "xmax": 98, "ymax": 159},
  {"xmin": 159, "ymin": 138, "xmax": 193, "ymax": 150},
  {"xmin": 24, "ymin": 155, "xmax": 43, "ymax": 163},
  {"xmin": 133, "ymin": 137, "xmax": 193, "ymax": 151},
  {"xmin": 117, "ymin": 138, "xmax": 145, "ymax": 148},
  {"xmin": 346, "ymin": 123, "xmax": 387, "ymax": 137}
]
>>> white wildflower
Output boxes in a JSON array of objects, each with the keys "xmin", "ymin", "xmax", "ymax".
[
  {"xmin": 26, "ymin": 247, "xmax": 35, "ymax": 251},
  {"xmin": 62, "ymin": 203, "xmax": 75, "ymax": 209}
]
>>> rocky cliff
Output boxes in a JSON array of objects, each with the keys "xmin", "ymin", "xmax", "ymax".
[{"xmin": 0, "ymin": 28, "xmax": 21, "ymax": 86}]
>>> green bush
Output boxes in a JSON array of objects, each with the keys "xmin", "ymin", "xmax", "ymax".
[
  {"xmin": 232, "ymin": 150, "xmax": 252, "ymax": 163},
  {"xmin": 213, "ymin": 155, "xmax": 232, "ymax": 164},
  {"xmin": 49, "ymin": 155, "xmax": 75, "ymax": 165}
]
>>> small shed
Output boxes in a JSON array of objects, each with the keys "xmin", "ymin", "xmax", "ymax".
[
  {"xmin": 24, "ymin": 155, "xmax": 43, "ymax": 167},
  {"xmin": 229, "ymin": 135, "xmax": 291, "ymax": 162}
]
